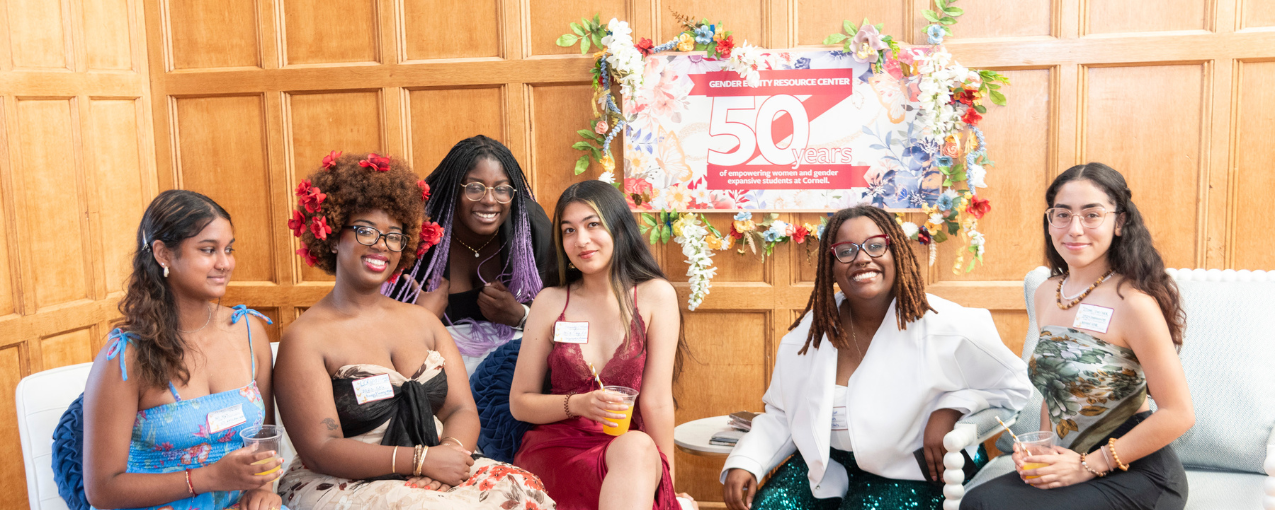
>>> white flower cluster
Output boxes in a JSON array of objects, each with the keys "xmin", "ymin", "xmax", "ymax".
[
  {"xmin": 601, "ymin": 19, "xmax": 645, "ymax": 97},
  {"xmin": 675, "ymin": 220, "xmax": 716, "ymax": 311},
  {"xmin": 724, "ymin": 41, "xmax": 775, "ymax": 87},
  {"xmin": 913, "ymin": 47, "xmax": 969, "ymax": 142}
]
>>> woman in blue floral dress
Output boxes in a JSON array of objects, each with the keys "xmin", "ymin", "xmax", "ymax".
[{"xmin": 83, "ymin": 190, "xmax": 285, "ymax": 510}]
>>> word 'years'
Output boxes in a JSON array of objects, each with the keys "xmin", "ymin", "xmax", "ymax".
[{"xmin": 791, "ymin": 148, "xmax": 853, "ymax": 169}]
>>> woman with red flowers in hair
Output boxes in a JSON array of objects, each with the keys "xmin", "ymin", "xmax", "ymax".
[{"xmin": 273, "ymin": 152, "xmax": 554, "ymax": 509}]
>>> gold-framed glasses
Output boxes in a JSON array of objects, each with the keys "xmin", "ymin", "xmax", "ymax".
[
  {"xmin": 1045, "ymin": 207, "xmax": 1117, "ymax": 229},
  {"xmin": 459, "ymin": 183, "xmax": 516, "ymax": 203}
]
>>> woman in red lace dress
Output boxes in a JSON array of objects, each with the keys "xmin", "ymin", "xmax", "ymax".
[{"xmin": 510, "ymin": 181, "xmax": 691, "ymax": 510}]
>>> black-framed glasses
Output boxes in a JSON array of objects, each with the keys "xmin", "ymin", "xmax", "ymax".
[
  {"xmin": 460, "ymin": 183, "xmax": 516, "ymax": 203},
  {"xmin": 1045, "ymin": 207, "xmax": 1117, "ymax": 229},
  {"xmin": 344, "ymin": 225, "xmax": 406, "ymax": 252},
  {"xmin": 829, "ymin": 235, "xmax": 890, "ymax": 263}
]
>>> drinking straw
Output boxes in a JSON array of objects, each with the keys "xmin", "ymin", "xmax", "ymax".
[
  {"xmin": 587, "ymin": 362, "xmax": 605, "ymax": 390},
  {"xmin": 996, "ymin": 416, "xmax": 1021, "ymax": 444}
]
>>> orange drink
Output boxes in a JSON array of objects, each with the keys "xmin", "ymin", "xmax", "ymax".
[
  {"xmin": 240, "ymin": 425, "xmax": 283, "ymax": 475},
  {"xmin": 601, "ymin": 385, "xmax": 639, "ymax": 436},
  {"xmin": 1021, "ymin": 462, "xmax": 1049, "ymax": 479},
  {"xmin": 1016, "ymin": 431, "xmax": 1057, "ymax": 481}
]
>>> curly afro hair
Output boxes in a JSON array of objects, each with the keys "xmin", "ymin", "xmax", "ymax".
[{"xmin": 290, "ymin": 152, "xmax": 428, "ymax": 276}]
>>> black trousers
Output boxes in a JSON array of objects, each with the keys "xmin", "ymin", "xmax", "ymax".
[{"xmin": 961, "ymin": 412, "xmax": 1188, "ymax": 510}]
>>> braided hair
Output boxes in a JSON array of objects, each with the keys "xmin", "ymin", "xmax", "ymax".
[
  {"xmin": 387, "ymin": 135, "xmax": 543, "ymax": 304},
  {"xmin": 794, "ymin": 205, "xmax": 934, "ymax": 355}
]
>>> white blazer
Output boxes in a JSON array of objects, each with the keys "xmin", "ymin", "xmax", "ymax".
[{"xmin": 721, "ymin": 293, "xmax": 1032, "ymax": 498}]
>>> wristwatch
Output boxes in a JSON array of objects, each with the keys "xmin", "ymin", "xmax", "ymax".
[{"xmin": 516, "ymin": 303, "xmax": 530, "ymax": 329}]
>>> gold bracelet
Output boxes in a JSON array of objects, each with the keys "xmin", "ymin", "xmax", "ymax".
[
  {"xmin": 1107, "ymin": 438, "xmax": 1130, "ymax": 471},
  {"xmin": 391, "ymin": 446, "xmax": 399, "ymax": 475},
  {"xmin": 414, "ymin": 445, "xmax": 427, "ymax": 477},
  {"xmin": 442, "ymin": 436, "xmax": 465, "ymax": 450}
]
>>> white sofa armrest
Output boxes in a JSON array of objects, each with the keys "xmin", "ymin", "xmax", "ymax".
[
  {"xmin": 1265, "ymin": 443, "xmax": 1275, "ymax": 510},
  {"xmin": 940, "ymin": 407, "xmax": 1017, "ymax": 509}
]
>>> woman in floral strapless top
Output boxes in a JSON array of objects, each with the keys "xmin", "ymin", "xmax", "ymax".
[{"xmin": 963, "ymin": 163, "xmax": 1194, "ymax": 509}]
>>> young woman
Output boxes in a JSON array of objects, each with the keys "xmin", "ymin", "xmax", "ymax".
[
  {"xmin": 83, "ymin": 190, "xmax": 283, "ymax": 510},
  {"xmin": 385, "ymin": 135, "xmax": 557, "ymax": 374},
  {"xmin": 961, "ymin": 163, "xmax": 1193, "ymax": 509},
  {"xmin": 273, "ymin": 152, "xmax": 553, "ymax": 509},
  {"xmin": 509, "ymin": 180, "xmax": 690, "ymax": 510},
  {"xmin": 721, "ymin": 205, "xmax": 1033, "ymax": 510}
]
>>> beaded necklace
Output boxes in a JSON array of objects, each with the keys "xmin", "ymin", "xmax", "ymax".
[{"xmin": 1055, "ymin": 269, "xmax": 1115, "ymax": 310}]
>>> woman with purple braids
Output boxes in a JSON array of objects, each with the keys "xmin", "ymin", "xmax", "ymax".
[{"xmin": 384, "ymin": 135, "xmax": 557, "ymax": 375}]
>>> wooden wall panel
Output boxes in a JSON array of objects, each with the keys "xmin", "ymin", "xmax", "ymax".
[
  {"xmin": 527, "ymin": 0, "xmax": 630, "ymax": 56},
  {"xmin": 167, "ymin": 0, "xmax": 260, "ymax": 69},
  {"xmin": 673, "ymin": 310, "xmax": 769, "ymax": 501},
  {"xmin": 659, "ymin": 0, "xmax": 767, "ymax": 48},
  {"xmin": 1231, "ymin": 61, "xmax": 1275, "ymax": 269},
  {"xmin": 0, "ymin": 346, "xmax": 27, "ymax": 510},
  {"xmin": 402, "ymin": 0, "xmax": 501, "ymax": 61},
  {"xmin": 1083, "ymin": 64, "xmax": 1204, "ymax": 269},
  {"xmin": 531, "ymin": 83, "xmax": 599, "ymax": 212},
  {"xmin": 86, "ymin": 99, "xmax": 150, "ymax": 293},
  {"xmin": 1242, "ymin": 0, "xmax": 1275, "ymax": 28},
  {"xmin": 991, "ymin": 310, "xmax": 1029, "ymax": 357},
  {"xmin": 1086, "ymin": 0, "xmax": 1208, "ymax": 34},
  {"xmin": 796, "ymin": 0, "xmax": 906, "ymax": 46},
  {"xmin": 82, "ymin": 0, "xmax": 134, "ymax": 70},
  {"xmin": 6, "ymin": 0, "xmax": 69, "ymax": 69},
  {"xmin": 952, "ymin": 0, "xmax": 1053, "ymax": 38},
  {"xmin": 39, "ymin": 326, "xmax": 95, "ymax": 371},
  {"xmin": 281, "ymin": 0, "xmax": 378, "ymax": 65},
  {"xmin": 16, "ymin": 98, "xmax": 91, "ymax": 310},
  {"xmin": 407, "ymin": 87, "xmax": 504, "ymax": 175},
  {"xmin": 174, "ymin": 95, "xmax": 275, "ymax": 282},
  {"xmin": 936, "ymin": 69, "xmax": 1051, "ymax": 281},
  {"xmin": 287, "ymin": 90, "xmax": 384, "ymax": 282}
]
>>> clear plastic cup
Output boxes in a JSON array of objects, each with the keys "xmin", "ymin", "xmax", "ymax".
[
  {"xmin": 601, "ymin": 385, "xmax": 639, "ymax": 436},
  {"xmin": 1017, "ymin": 430, "xmax": 1057, "ymax": 480},
  {"xmin": 240, "ymin": 424, "xmax": 283, "ymax": 475}
]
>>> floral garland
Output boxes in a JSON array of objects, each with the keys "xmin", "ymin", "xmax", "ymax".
[{"xmin": 560, "ymin": 9, "xmax": 1006, "ymax": 309}]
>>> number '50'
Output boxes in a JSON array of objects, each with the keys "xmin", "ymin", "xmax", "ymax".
[{"xmin": 707, "ymin": 95, "xmax": 810, "ymax": 166}]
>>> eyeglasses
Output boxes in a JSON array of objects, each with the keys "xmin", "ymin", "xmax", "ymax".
[
  {"xmin": 460, "ymin": 183, "xmax": 516, "ymax": 204},
  {"xmin": 829, "ymin": 235, "xmax": 890, "ymax": 263},
  {"xmin": 1045, "ymin": 207, "xmax": 1117, "ymax": 229},
  {"xmin": 344, "ymin": 225, "xmax": 407, "ymax": 252}
]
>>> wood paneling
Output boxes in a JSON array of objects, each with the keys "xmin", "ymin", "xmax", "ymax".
[
  {"xmin": 166, "ymin": 0, "xmax": 260, "ymax": 69},
  {"xmin": 15, "ymin": 98, "xmax": 90, "ymax": 310},
  {"xmin": 40, "ymin": 326, "xmax": 95, "ymax": 371},
  {"xmin": 402, "ymin": 0, "xmax": 501, "ymax": 61},
  {"xmin": 1231, "ymin": 61, "xmax": 1275, "ymax": 269},
  {"xmin": 281, "ymin": 0, "xmax": 378, "ymax": 65},
  {"xmin": 6, "ymin": 0, "xmax": 69, "ymax": 69},
  {"xmin": 407, "ymin": 87, "xmax": 504, "ymax": 175},
  {"xmin": 531, "ymin": 83, "xmax": 600, "ymax": 212},
  {"xmin": 83, "ymin": 0, "xmax": 134, "ymax": 70},
  {"xmin": 659, "ymin": 0, "xmax": 767, "ymax": 48},
  {"xmin": 1083, "ymin": 64, "xmax": 1204, "ymax": 269},
  {"xmin": 87, "ymin": 99, "xmax": 149, "ymax": 293},
  {"xmin": 991, "ymin": 310, "xmax": 1029, "ymax": 358},
  {"xmin": 1242, "ymin": 0, "xmax": 1275, "ymax": 29},
  {"xmin": 951, "ymin": 0, "xmax": 1053, "ymax": 39},
  {"xmin": 1086, "ymin": 0, "xmax": 1208, "ymax": 34},
  {"xmin": 0, "ymin": 346, "xmax": 27, "ymax": 510},
  {"xmin": 527, "ymin": 0, "xmax": 629, "ymax": 56},
  {"xmin": 174, "ymin": 95, "xmax": 275, "ymax": 282},
  {"xmin": 796, "ymin": 0, "xmax": 907, "ymax": 46}
]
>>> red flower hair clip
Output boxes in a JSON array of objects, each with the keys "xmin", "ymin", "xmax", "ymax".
[
  {"xmin": 417, "ymin": 221, "xmax": 444, "ymax": 257},
  {"xmin": 309, "ymin": 215, "xmax": 332, "ymax": 240},
  {"xmin": 296, "ymin": 245, "xmax": 318, "ymax": 267},
  {"xmin": 288, "ymin": 210, "xmax": 307, "ymax": 238},
  {"xmin": 322, "ymin": 150, "xmax": 342, "ymax": 169},
  {"xmin": 417, "ymin": 180, "xmax": 431, "ymax": 202},
  {"xmin": 388, "ymin": 270, "xmax": 402, "ymax": 284},
  {"xmin": 295, "ymin": 179, "xmax": 313, "ymax": 197},
  {"xmin": 359, "ymin": 153, "xmax": 391, "ymax": 172}
]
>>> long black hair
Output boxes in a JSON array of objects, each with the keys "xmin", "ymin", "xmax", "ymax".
[
  {"xmin": 386, "ymin": 135, "xmax": 553, "ymax": 303},
  {"xmin": 1044, "ymin": 163, "xmax": 1185, "ymax": 348},
  {"xmin": 552, "ymin": 180, "xmax": 688, "ymax": 380},
  {"xmin": 115, "ymin": 190, "xmax": 231, "ymax": 388}
]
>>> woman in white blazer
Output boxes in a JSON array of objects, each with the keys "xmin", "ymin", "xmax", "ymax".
[{"xmin": 721, "ymin": 205, "xmax": 1033, "ymax": 510}]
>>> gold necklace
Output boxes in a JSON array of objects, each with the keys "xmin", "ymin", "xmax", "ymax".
[
  {"xmin": 179, "ymin": 302, "xmax": 215, "ymax": 334},
  {"xmin": 453, "ymin": 234, "xmax": 496, "ymax": 258},
  {"xmin": 1055, "ymin": 269, "xmax": 1115, "ymax": 310},
  {"xmin": 848, "ymin": 317, "xmax": 864, "ymax": 363}
]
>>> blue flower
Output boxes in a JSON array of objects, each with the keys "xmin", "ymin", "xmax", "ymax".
[
  {"xmin": 936, "ymin": 155, "xmax": 953, "ymax": 167},
  {"xmin": 734, "ymin": 211, "xmax": 752, "ymax": 221},
  {"xmin": 937, "ymin": 193, "xmax": 955, "ymax": 212},
  {"xmin": 695, "ymin": 26, "xmax": 714, "ymax": 45},
  {"xmin": 763, "ymin": 229, "xmax": 781, "ymax": 242},
  {"xmin": 817, "ymin": 223, "xmax": 827, "ymax": 239},
  {"xmin": 927, "ymin": 25, "xmax": 945, "ymax": 45},
  {"xmin": 794, "ymin": 57, "xmax": 811, "ymax": 69}
]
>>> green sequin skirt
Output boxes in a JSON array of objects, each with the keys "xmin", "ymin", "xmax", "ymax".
[{"xmin": 751, "ymin": 447, "xmax": 988, "ymax": 510}]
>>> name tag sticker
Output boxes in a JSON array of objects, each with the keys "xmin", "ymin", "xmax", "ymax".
[
  {"xmin": 832, "ymin": 406, "xmax": 848, "ymax": 431},
  {"xmin": 553, "ymin": 321, "xmax": 589, "ymax": 344},
  {"xmin": 207, "ymin": 404, "xmax": 247, "ymax": 433},
  {"xmin": 1073, "ymin": 304, "xmax": 1115, "ymax": 334},
  {"xmin": 352, "ymin": 374, "xmax": 396, "ymax": 405}
]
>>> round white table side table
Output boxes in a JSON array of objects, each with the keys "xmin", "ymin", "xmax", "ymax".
[{"xmin": 674, "ymin": 415, "xmax": 739, "ymax": 457}]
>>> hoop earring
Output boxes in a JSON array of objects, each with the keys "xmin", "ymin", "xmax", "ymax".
[{"xmin": 162, "ymin": 265, "xmax": 169, "ymax": 278}]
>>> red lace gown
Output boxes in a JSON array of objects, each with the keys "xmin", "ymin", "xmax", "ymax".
[{"xmin": 513, "ymin": 287, "xmax": 678, "ymax": 510}]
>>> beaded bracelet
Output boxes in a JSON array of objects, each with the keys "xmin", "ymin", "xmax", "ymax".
[
  {"xmin": 1108, "ymin": 438, "xmax": 1130, "ymax": 471},
  {"xmin": 564, "ymin": 393, "xmax": 576, "ymax": 419},
  {"xmin": 184, "ymin": 468, "xmax": 197, "ymax": 495},
  {"xmin": 1080, "ymin": 453, "xmax": 1106, "ymax": 477}
]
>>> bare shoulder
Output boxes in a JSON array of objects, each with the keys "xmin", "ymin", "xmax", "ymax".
[
  {"xmin": 638, "ymin": 278, "xmax": 677, "ymax": 304},
  {"xmin": 531, "ymin": 285, "xmax": 568, "ymax": 312},
  {"xmin": 1111, "ymin": 280, "xmax": 1162, "ymax": 319},
  {"xmin": 383, "ymin": 295, "xmax": 443, "ymax": 330}
]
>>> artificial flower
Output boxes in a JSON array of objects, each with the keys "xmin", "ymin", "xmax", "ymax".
[
  {"xmin": 388, "ymin": 270, "xmax": 402, "ymax": 284},
  {"xmin": 417, "ymin": 180, "xmax": 430, "ymax": 201},
  {"xmin": 598, "ymin": 171, "xmax": 616, "ymax": 184},
  {"xmin": 705, "ymin": 233, "xmax": 724, "ymax": 250},
  {"xmin": 322, "ymin": 150, "xmax": 341, "ymax": 169},
  {"xmin": 594, "ymin": 120, "xmax": 609, "ymax": 135},
  {"xmin": 417, "ymin": 221, "xmax": 444, "ymax": 256},
  {"xmin": 296, "ymin": 245, "xmax": 318, "ymax": 267},
  {"xmin": 900, "ymin": 221, "xmax": 919, "ymax": 239},
  {"xmin": 300, "ymin": 186, "xmax": 326, "ymax": 214},
  {"xmin": 635, "ymin": 37, "xmax": 655, "ymax": 57},
  {"xmin": 677, "ymin": 33, "xmax": 695, "ymax": 52},
  {"xmin": 792, "ymin": 224, "xmax": 810, "ymax": 244},
  {"xmin": 966, "ymin": 196, "xmax": 991, "ymax": 219},
  {"xmin": 288, "ymin": 210, "xmax": 306, "ymax": 237},
  {"xmin": 936, "ymin": 155, "xmax": 953, "ymax": 167},
  {"xmin": 936, "ymin": 189, "xmax": 958, "ymax": 212},
  {"xmin": 926, "ymin": 25, "xmax": 946, "ymax": 45},
  {"xmin": 917, "ymin": 225, "xmax": 933, "ymax": 245},
  {"xmin": 816, "ymin": 222, "xmax": 827, "ymax": 240},
  {"xmin": 962, "ymin": 108, "xmax": 983, "ymax": 126},
  {"xmin": 359, "ymin": 153, "xmax": 391, "ymax": 172},
  {"xmin": 295, "ymin": 179, "xmax": 313, "ymax": 197},
  {"xmin": 941, "ymin": 139, "xmax": 960, "ymax": 157},
  {"xmin": 850, "ymin": 24, "xmax": 889, "ymax": 64},
  {"xmin": 600, "ymin": 154, "xmax": 615, "ymax": 172},
  {"xmin": 733, "ymin": 211, "xmax": 752, "ymax": 221},
  {"xmin": 955, "ymin": 89, "xmax": 977, "ymax": 105},
  {"xmin": 967, "ymin": 163, "xmax": 988, "ymax": 188},
  {"xmin": 969, "ymin": 229, "xmax": 986, "ymax": 256},
  {"xmin": 694, "ymin": 25, "xmax": 714, "ymax": 44},
  {"xmin": 715, "ymin": 34, "xmax": 734, "ymax": 59},
  {"xmin": 309, "ymin": 215, "xmax": 332, "ymax": 240}
]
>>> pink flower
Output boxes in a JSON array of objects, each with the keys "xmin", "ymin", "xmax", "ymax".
[
  {"xmin": 309, "ymin": 215, "xmax": 332, "ymax": 240},
  {"xmin": 594, "ymin": 121, "xmax": 608, "ymax": 135},
  {"xmin": 294, "ymin": 179, "xmax": 313, "ymax": 197},
  {"xmin": 300, "ymin": 187, "xmax": 326, "ymax": 213},
  {"xmin": 321, "ymin": 150, "xmax": 341, "ymax": 169},
  {"xmin": 287, "ymin": 210, "xmax": 306, "ymax": 237},
  {"xmin": 417, "ymin": 180, "xmax": 430, "ymax": 202},
  {"xmin": 850, "ymin": 24, "xmax": 889, "ymax": 64},
  {"xmin": 417, "ymin": 221, "xmax": 444, "ymax": 256},
  {"xmin": 359, "ymin": 153, "xmax": 391, "ymax": 172},
  {"xmin": 296, "ymin": 245, "xmax": 318, "ymax": 267}
]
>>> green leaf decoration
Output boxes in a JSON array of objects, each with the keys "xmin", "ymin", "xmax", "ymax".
[
  {"xmin": 945, "ymin": 6, "xmax": 965, "ymax": 16},
  {"xmin": 650, "ymin": 228, "xmax": 660, "ymax": 244},
  {"xmin": 823, "ymin": 33, "xmax": 849, "ymax": 44},
  {"xmin": 582, "ymin": 17, "xmax": 591, "ymax": 29},
  {"xmin": 923, "ymin": 10, "xmax": 940, "ymax": 23},
  {"xmin": 990, "ymin": 90, "xmax": 1007, "ymax": 106},
  {"xmin": 589, "ymin": 147, "xmax": 602, "ymax": 160},
  {"xmin": 874, "ymin": 23, "xmax": 884, "ymax": 31},
  {"xmin": 947, "ymin": 221, "xmax": 960, "ymax": 236},
  {"xmin": 574, "ymin": 155, "xmax": 590, "ymax": 175},
  {"xmin": 942, "ymin": 26, "xmax": 953, "ymax": 36},
  {"xmin": 933, "ymin": 230, "xmax": 949, "ymax": 243},
  {"xmin": 940, "ymin": 16, "xmax": 957, "ymax": 25},
  {"xmin": 581, "ymin": 36, "xmax": 592, "ymax": 54},
  {"xmin": 571, "ymin": 22, "xmax": 584, "ymax": 36},
  {"xmin": 592, "ymin": 32, "xmax": 603, "ymax": 48},
  {"xmin": 661, "ymin": 227, "xmax": 670, "ymax": 243},
  {"xmin": 556, "ymin": 34, "xmax": 580, "ymax": 47},
  {"xmin": 642, "ymin": 213, "xmax": 656, "ymax": 226},
  {"xmin": 593, "ymin": 13, "xmax": 601, "ymax": 26},
  {"xmin": 844, "ymin": 20, "xmax": 858, "ymax": 34},
  {"xmin": 974, "ymin": 104, "xmax": 987, "ymax": 114},
  {"xmin": 571, "ymin": 141, "xmax": 594, "ymax": 150},
  {"xmin": 936, "ymin": 0, "xmax": 949, "ymax": 10}
]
